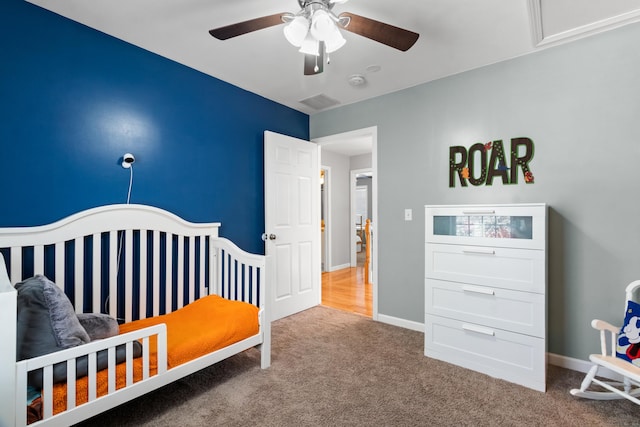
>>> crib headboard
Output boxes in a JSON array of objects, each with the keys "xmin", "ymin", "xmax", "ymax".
[{"xmin": 0, "ymin": 204, "xmax": 264, "ymax": 323}]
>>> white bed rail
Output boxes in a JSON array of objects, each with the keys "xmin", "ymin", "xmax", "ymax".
[{"xmin": 16, "ymin": 325, "xmax": 167, "ymax": 427}]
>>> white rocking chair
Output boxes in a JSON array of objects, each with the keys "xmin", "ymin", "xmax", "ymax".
[{"xmin": 571, "ymin": 280, "xmax": 640, "ymax": 404}]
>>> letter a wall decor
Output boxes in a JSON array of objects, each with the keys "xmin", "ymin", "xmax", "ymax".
[{"xmin": 449, "ymin": 137, "xmax": 535, "ymax": 188}]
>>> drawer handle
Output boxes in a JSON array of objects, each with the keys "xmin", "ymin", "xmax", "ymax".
[
  {"xmin": 462, "ymin": 285, "xmax": 495, "ymax": 296},
  {"xmin": 462, "ymin": 248, "xmax": 495, "ymax": 255},
  {"xmin": 461, "ymin": 210, "xmax": 496, "ymax": 215},
  {"xmin": 462, "ymin": 323, "xmax": 495, "ymax": 336}
]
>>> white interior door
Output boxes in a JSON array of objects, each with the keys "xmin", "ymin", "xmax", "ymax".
[{"xmin": 264, "ymin": 131, "xmax": 320, "ymax": 321}]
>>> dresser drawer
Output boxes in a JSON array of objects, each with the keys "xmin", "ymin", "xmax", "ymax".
[
  {"xmin": 425, "ymin": 243, "xmax": 545, "ymax": 293},
  {"xmin": 425, "ymin": 204, "xmax": 546, "ymax": 250},
  {"xmin": 426, "ymin": 279, "xmax": 545, "ymax": 337},
  {"xmin": 424, "ymin": 314, "xmax": 546, "ymax": 392}
]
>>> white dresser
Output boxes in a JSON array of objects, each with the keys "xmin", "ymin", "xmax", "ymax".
[{"xmin": 424, "ymin": 203, "xmax": 547, "ymax": 392}]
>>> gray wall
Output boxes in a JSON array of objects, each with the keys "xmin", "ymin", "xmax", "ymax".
[
  {"xmin": 310, "ymin": 23, "xmax": 640, "ymax": 360},
  {"xmin": 351, "ymin": 153, "xmax": 372, "ymax": 170},
  {"xmin": 321, "ymin": 149, "xmax": 351, "ymax": 269}
]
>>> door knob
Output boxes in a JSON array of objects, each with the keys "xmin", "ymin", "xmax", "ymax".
[
  {"xmin": 261, "ymin": 233, "xmax": 277, "ymax": 241},
  {"xmin": 269, "ymin": 234, "xmax": 276, "ymax": 240}
]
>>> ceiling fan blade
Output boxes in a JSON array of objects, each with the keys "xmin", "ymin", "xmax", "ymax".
[
  {"xmin": 209, "ymin": 13, "xmax": 287, "ymax": 40},
  {"xmin": 339, "ymin": 12, "xmax": 419, "ymax": 51},
  {"xmin": 304, "ymin": 42, "xmax": 325, "ymax": 76}
]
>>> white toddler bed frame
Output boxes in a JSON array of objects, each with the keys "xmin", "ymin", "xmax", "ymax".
[{"xmin": 0, "ymin": 204, "xmax": 271, "ymax": 427}]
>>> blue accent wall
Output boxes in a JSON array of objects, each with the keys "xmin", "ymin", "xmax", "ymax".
[{"xmin": 0, "ymin": 1, "xmax": 309, "ymax": 254}]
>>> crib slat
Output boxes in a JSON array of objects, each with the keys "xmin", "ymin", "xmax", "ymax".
[
  {"xmin": 244, "ymin": 263, "xmax": 250, "ymax": 303},
  {"xmin": 109, "ymin": 231, "xmax": 118, "ymax": 319},
  {"xmin": 142, "ymin": 336, "xmax": 150, "ymax": 380},
  {"xmin": 66, "ymin": 358, "xmax": 77, "ymax": 410},
  {"xmin": 92, "ymin": 233, "xmax": 101, "ymax": 313},
  {"xmin": 43, "ymin": 365, "xmax": 53, "ymax": 419},
  {"xmin": 219, "ymin": 250, "xmax": 225, "ymax": 298},
  {"xmin": 33, "ymin": 245, "xmax": 44, "ymax": 276},
  {"xmin": 165, "ymin": 233, "xmax": 173, "ymax": 314},
  {"xmin": 157, "ymin": 327, "xmax": 168, "ymax": 375},
  {"xmin": 226, "ymin": 251, "xmax": 230, "ymax": 298},
  {"xmin": 88, "ymin": 353, "xmax": 97, "ymax": 401},
  {"xmin": 108, "ymin": 347, "xmax": 116, "ymax": 393},
  {"xmin": 153, "ymin": 230, "xmax": 160, "ymax": 317},
  {"xmin": 226, "ymin": 252, "xmax": 232, "ymax": 299},
  {"xmin": 177, "ymin": 236, "xmax": 184, "ymax": 309},
  {"xmin": 55, "ymin": 242, "xmax": 65, "ymax": 295},
  {"xmin": 230, "ymin": 254, "xmax": 236, "ymax": 300},
  {"xmin": 140, "ymin": 230, "xmax": 148, "ymax": 320},
  {"xmin": 126, "ymin": 342, "xmax": 134, "ymax": 386},
  {"xmin": 251, "ymin": 265, "xmax": 258, "ymax": 305},
  {"xmin": 199, "ymin": 237, "xmax": 206, "ymax": 298},
  {"xmin": 124, "ymin": 230, "xmax": 133, "ymax": 323},
  {"xmin": 74, "ymin": 237, "xmax": 84, "ymax": 311},
  {"xmin": 189, "ymin": 236, "xmax": 195, "ymax": 304},
  {"xmin": 10, "ymin": 247, "xmax": 22, "ymax": 284},
  {"xmin": 219, "ymin": 250, "xmax": 225, "ymax": 297},
  {"xmin": 213, "ymin": 243, "xmax": 220, "ymax": 296}
]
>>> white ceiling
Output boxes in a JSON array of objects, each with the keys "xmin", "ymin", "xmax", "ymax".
[{"xmin": 26, "ymin": 0, "xmax": 640, "ymax": 116}]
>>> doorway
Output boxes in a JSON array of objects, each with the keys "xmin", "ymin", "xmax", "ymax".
[{"xmin": 313, "ymin": 126, "xmax": 378, "ymax": 320}]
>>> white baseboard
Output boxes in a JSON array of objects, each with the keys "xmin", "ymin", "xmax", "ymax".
[
  {"xmin": 375, "ymin": 315, "xmax": 623, "ymax": 381},
  {"xmin": 547, "ymin": 353, "xmax": 591, "ymax": 373},
  {"xmin": 547, "ymin": 353, "xmax": 623, "ymax": 381},
  {"xmin": 328, "ymin": 263, "xmax": 350, "ymax": 272},
  {"xmin": 377, "ymin": 314, "xmax": 424, "ymax": 332}
]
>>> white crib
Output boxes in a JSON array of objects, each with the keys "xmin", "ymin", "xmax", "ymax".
[{"xmin": 0, "ymin": 204, "xmax": 271, "ymax": 427}]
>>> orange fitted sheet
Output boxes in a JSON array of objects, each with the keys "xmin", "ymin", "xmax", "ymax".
[{"xmin": 50, "ymin": 295, "xmax": 259, "ymax": 415}]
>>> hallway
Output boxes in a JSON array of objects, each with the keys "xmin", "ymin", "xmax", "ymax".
[{"xmin": 321, "ymin": 254, "xmax": 372, "ymax": 317}]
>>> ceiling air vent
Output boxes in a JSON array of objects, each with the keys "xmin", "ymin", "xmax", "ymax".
[{"xmin": 299, "ymin": 93, "xmax": 341, "ymax": 110}]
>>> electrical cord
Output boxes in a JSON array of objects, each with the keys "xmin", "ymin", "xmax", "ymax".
[
  {"xmin": 106, "ymin": 164, "xmax": 134, "ymax": 315},
  {"xmin": 126, "ymin": 164, "xmax": 133, "ymax": 204}
]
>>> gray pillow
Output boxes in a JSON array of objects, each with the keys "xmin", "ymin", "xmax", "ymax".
[
  {"xmin": 15, "ymin": 275, "xmax": 89, "ymax": 361},
  {"xmin": 77, "ymin": 313, "xmax": 119, "ymax": 340},
  {"xmin": 40, "ymin": 276, "xmax": 91, "ymax": 347}
]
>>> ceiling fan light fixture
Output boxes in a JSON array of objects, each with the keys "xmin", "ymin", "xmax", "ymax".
[
  {"xmin": 283, "ymin": 15, "xmax": 310, "ymax": 47},
  {"xmin": 324, "ymin": 27, "xmax": 346, "ymax": 53},
  {"xmin": 299, "ymin": 34, "xmax": 320, "ymax": 56},
  {"xmin": 310, "ymin": 9, "xmax": 335, "ymax": 40}
]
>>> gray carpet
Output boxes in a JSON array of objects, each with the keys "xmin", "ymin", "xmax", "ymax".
[{"xmin": 77, "ymin": 306, "xmax": 639, "ymax": 426}]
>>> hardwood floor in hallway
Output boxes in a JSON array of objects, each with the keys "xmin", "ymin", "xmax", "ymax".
[{"xmin": 321, "ymin": 264, "xmax": 372, "ymax": 317}]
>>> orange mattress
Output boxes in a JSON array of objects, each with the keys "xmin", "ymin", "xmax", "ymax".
[{"xmin": 50, "ymin": 295, "xmax": 259, "ymax": 415}]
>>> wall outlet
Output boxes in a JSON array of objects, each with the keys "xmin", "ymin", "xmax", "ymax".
[{"xmin": 404, "ymin": 209, "xmax": 412, "ymax": 221}]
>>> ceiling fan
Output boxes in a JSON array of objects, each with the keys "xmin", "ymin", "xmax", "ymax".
[{"xmin": 209, "ymin": 0, "xmax": 419, "ymax": 76}]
